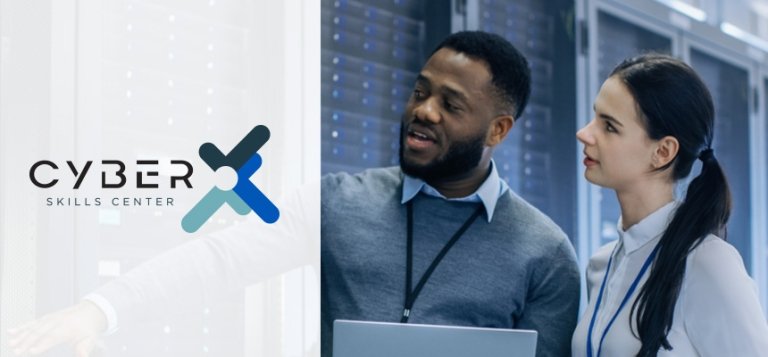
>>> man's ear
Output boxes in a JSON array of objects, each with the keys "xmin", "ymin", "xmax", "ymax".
[
  {"xmin": 487, "ymin": 115, "xmax": 514, "ymax": 147},
  {"xmin": 653, "ymin": 135, "xmax": 680, "ymax": 168}
]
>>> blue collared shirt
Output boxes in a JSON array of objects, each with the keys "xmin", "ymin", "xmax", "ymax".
[{"xmin": 401, "ymin": 160, "xmax": 509, "ymax": 222}]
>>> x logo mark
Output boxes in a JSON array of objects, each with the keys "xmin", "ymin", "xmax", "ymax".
[{"xmin": 182, "ymin": 125, "xmax": 279, "ymax": 233}]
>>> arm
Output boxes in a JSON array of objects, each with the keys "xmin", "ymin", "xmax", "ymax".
[
  {"xmin": 684, "ymin": 238, "xmax": 768, "ymax": 357},
  {"xmin": 7, "ymin": 182, "xmax": 319, "ymax": 355},
  {"xmin": 517, "ymin": 239, "xmax": 581, "ymax": 357},
  {"xmin": 93, "ymin": 197, "xmax": 316, "ymax": 327}
]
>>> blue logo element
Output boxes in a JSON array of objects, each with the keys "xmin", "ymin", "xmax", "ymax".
[{"xmin": 182, "ymin": 125, "xmax": 279, "ymax": 233}]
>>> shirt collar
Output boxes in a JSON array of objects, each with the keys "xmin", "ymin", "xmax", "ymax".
[
  {"xmin": 400, "ymin": 160, "xmax": 509, "ymax": 223},
  {"xmin": 617, "ymin": 201, "xmax": 679, "ymax": 254}
]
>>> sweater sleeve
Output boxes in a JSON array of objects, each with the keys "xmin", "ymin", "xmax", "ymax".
[
  {"xmin": 683, "ymin": 238, "xmax": 768, "ymax": 356},
  {"xmin": 517, "ymin": 238, "xmax": 581, "ymax": 357},
  {"xmin": 88, "ymin": 182, "xmax": 319, "ymax": 328}
]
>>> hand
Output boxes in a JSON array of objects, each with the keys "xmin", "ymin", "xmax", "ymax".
[{"xmin": 7, "ymin": 300, "xmax": 107, "ymax": 356}]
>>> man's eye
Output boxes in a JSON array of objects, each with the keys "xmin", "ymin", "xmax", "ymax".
[{"xmin": 444, "ymin": 101, "xmax": 459, "ymax": 112}]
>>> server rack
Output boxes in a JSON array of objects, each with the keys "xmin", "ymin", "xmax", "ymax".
[
  {"xmin": 762, "ymin": 73, "xmax": 768, "ymax": 300},
  {"xmin": 80, "ymin": 1, "xmax": 257, "ymax": 355},
  {"xmin": 320, "ymin": 0, "xmax": 768, "ymax": 318},
  {"xmin": 582, "ymin": 0, "xmax": 767, "ymax": 312},
  {"xmin": 593, "ymin": 7, "xmax": 673, "ymax": 248},
  {"xmin": 320, "ymin": 0, "xmax": 579, "ymax": 242},
  {"xmin": 474, "ymin": 0, "xmax": 578, "ymax": 241},
  {"xmin": 687, "ymin": 45, "xmax": 753, "ymax": 271},
  {"xmin": 321, "ymin": 0, "xmax": 425, "ymax": 175}
]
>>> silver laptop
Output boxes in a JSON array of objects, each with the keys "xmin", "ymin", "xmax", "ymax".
[{"xmin": 332, "ymin": 320, "xmax": 537, "ymax": 357}]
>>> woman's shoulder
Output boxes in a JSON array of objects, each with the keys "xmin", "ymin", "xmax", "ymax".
[
  {"xmin": 688, "ymin": 235, "xmax": 744, "ymax": 270},
  {"xmin": 680, "ymin": 236, "xmax": 768, "ymax": 354},
  {"xmin": 685, "ymin": 234, "xmax": 752, "ymax": 289}
]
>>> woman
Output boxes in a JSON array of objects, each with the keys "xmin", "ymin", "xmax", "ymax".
[{"xmin": 571, "ymin": 53, "xmax": 768, "ymax": 357}]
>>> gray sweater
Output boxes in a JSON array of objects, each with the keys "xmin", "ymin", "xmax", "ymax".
[{"xmin": 321, "ymin": 167, "xmax": 580, "ymax": 357}]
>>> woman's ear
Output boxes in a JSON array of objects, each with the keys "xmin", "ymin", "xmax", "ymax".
[
  {"xmin": 486, "ymin": 115, "xmax": 514, "ymax": 147},
  {"xmin": 653, "ymin": 135, "xmax": 680, "ymax": 168}
]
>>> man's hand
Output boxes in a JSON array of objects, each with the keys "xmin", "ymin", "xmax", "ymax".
[{"xmin": 7, "ymin": 300, "xmax": 107, "ymax": 356}]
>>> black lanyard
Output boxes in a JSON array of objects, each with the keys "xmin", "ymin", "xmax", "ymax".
[{"xmin": 400, "ymin": 200, "xmax": 484, "ymax": 323}]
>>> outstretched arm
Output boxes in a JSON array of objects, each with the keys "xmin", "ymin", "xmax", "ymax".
[{"xmin": 7, "ymin": 182, "xmax": 319, "ymax": 356}]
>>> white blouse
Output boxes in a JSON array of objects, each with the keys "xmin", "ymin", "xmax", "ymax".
[{"xmin": 572, "ymin": 202, "xmax": 768, "ymax": 357}]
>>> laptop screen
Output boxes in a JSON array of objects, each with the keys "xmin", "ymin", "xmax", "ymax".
[{"xmin": 333, "ymin": 320, "xmax": 538, "ymax": 357}]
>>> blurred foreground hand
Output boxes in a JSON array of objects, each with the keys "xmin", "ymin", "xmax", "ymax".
[{"xmin": 7, "ymin": 301, "xmax": 106, "ymax": 356}]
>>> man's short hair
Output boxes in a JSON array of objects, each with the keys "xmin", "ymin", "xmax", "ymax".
[{"xmin": 432, "ymin": 31, "xmax": 531, "ymax": 119}]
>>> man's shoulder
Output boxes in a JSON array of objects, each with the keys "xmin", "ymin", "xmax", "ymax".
[
  {"xmin": 496, "ymin": 190, "xmax": 569, "ymax": 244},
  {"xmin": 492, "ymin": 191, "xmax": 578, "ymax": 283}
]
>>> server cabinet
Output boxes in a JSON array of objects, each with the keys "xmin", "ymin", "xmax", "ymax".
[
  {"xmin": 320, "ymin": 0, "xmax": 578, "ymax": 242},
  {"xmin": 86, "ymin": 1, "xmax": 254, "ymax": 355},
  {"xmin": 321, "ymin": 0, "xmax": 425, "ymax": 175},
  {"xmin": 763, "ymin": 74, "xmax": 768, "ymax": 285},
  {"xmin": 587, "ymin": 0, "xmax": 760, "ymax": 278},
  {"xmin": 688, "ymin": 47, "xmax": 753, "ymax": 271},
  {"xmin": 476, "ymin": 0, "xmax": 578, "ymax": 241},
  {"xmin": 580, "ymin": 0, "xmax": 768, "ymax": 317},
  {"xmin": 593, "ymin": 9, "xmax": 672, "ymax": 247}
]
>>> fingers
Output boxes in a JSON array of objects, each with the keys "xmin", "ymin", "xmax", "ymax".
[
  {"xmin": 6, "ymin": 302, "xmax": 106, "ymax": 356},
  {"xmin": 7, "ymin": 320, "xmax": 35, "ymax": 336},
  {"xmin": 74, "ymin": 337, "xmax": 97, "ymax": 357},
  {"xmin": 26, "ymin": 326, "xmax": 71, "ymax": 355},
  {"xmin": 8, "ymin": 320, "xmax": 43, "ymax": 349},
  {"xmin": 9, "ymin": 319, "xmax": 59, "ymax": 355}
]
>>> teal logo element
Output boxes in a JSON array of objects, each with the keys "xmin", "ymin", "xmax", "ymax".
[{"xmin": 182, "ymin": 125, "xmax": 279, "ymax": 233}]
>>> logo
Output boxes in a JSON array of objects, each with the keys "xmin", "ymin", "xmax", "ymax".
[{"xmin": 181, "ymin": 125, "xmax": 280, "ymax": 233}]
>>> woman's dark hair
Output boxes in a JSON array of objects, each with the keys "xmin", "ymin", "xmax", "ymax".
[{"xmin": 609, "ymin": 53, "xmax": 732, "ymax": 356}]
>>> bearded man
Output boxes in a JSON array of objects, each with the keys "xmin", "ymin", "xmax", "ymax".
[{"xmin": 320, "ymin": 31, "xmax": 580, "ymax": 357}]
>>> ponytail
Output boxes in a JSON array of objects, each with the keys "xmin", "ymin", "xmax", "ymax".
[{"xmin": 631, "ymin": 147, "xmax": 731, "ymax": 357}]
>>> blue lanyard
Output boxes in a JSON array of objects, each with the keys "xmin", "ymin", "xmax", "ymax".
[{"xmin": 586, "ymin": 243, "xmax": 661, "ymax": 357}]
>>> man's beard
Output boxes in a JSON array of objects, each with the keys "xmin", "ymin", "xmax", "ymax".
[{"xmin": 398, "ymin": 122, "xmax": 486, "ymax": 183}]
